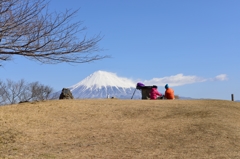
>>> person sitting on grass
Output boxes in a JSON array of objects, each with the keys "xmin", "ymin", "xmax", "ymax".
[
  {"xmin": 150, "ymin": 85, "xmax": 162, "ymax": 100},
  {"xmin": 164, "ymin": 84, "xmax": 175, "ymax": 99}
]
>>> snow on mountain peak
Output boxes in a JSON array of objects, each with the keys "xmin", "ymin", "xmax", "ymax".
[{"xmin": 70, "ymin": 70, "xmax": 136, "ymax": 90}]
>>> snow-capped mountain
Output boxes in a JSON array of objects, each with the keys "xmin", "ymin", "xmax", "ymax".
[{"xmin": 66, "ymin": 70, "xmax": 141, "ymax": 99}]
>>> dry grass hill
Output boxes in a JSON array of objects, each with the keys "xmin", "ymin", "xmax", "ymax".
[{"xmin": 0, "ymin": 99, "xmax": 240, "ymax": 159}]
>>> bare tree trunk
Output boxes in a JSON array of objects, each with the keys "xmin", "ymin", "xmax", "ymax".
[{"xmin": 0, "ymin": 80, "xmax": 7, "ymax": 104}]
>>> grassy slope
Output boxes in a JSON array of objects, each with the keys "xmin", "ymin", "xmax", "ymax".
[{"xmin": 0, "ymin": 99, "xmax": 240, "ymax": 159}]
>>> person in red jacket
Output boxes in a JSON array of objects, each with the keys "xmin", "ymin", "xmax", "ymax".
[
  {"xmin": 164, "ymin": 84, "xmax": 175, "ymax": 99},
  {"xmin": 150, "ymin": 85, "xmax": 162, "ymax": 100}
]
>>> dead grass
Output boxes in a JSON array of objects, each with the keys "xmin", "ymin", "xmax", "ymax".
[{"xmin": 0, "ymin": 99, "xmax": 240, "ymax": 159}]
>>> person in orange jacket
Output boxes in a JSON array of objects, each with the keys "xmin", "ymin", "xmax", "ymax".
[{"xmin": 164, "ymin": 84, "xmax": 175, "ymax": 99}]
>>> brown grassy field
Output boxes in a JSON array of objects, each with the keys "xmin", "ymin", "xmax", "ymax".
[{"xmin": 0, "ymin": 99, "xmax": 240, "ymax": 159}]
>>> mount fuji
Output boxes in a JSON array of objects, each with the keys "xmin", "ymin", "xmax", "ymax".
[{"xmin": 56, "ymin": 71, "xmax": 142, "ymax": 99}]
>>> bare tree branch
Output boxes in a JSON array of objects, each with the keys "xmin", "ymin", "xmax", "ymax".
[{"xmin": 0, "ymin": 0, "xmax": 108, "ymax": 65}]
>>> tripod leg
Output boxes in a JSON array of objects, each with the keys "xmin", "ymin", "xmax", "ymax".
[{"xmin": 131, "ymin": 89, "xmax": 137, "ymax": 99}]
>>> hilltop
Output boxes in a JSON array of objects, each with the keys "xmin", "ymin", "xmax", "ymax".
[{"xmin": 0, "ymin": 99, "xmax": 240, "ymax": 158}]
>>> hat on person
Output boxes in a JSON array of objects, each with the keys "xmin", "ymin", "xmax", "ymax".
[
  {"xmin": 165, "ymin": 84, "xmax": 169, "ymax": 89},
  {"xmin": 153, "ymin": 85, "xmax": 158, "ymax": 88}
]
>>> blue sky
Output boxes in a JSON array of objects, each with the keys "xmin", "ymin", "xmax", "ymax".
[{"xmin": 1, "ymin": 0, "xmax": 239, "ymax": 100}]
